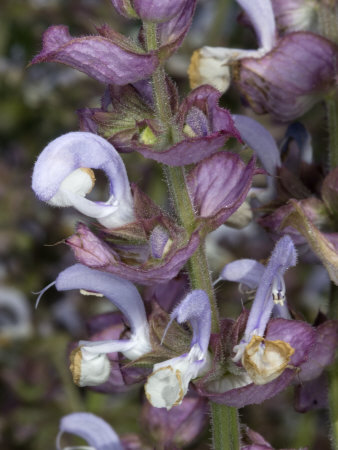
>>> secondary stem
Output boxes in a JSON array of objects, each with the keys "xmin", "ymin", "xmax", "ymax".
[{"xmin": 144, "ymin": 21, "xmax": 239, "ymax": 450}]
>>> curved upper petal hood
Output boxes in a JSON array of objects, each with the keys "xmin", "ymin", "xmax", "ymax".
[
  {"xmin": 32, "ymin": 132, "xmax": 134, "ymax": 228},
  {"xmin": 57, "ymin": 412, "xmax": 122, "ymax": 450}
]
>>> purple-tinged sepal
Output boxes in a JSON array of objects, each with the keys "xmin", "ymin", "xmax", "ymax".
[
  {"xmin": 66, "ymin": 184, "xmax": 201, "ymax": 285},
  {"xmin": 57, "ymin": 412, "xmax": 123, "ymax": 450},
  {"xmin": 97, "ymin": 85, "xmax": 241, "ymax": 167},
  {"xmin": 234, "ymin": 32, "xmax": 338, "ymax": 121},
  {"xmin": 142, "ymin": 395, "xmax": 208, "ymax": 447},
  {"xmin": 32, "ymin": 132, "xmax": 134, "ymax": 228},
  {"xmin": 145, "ymin": 290, "xmax": 211, "ymax": 409},
  {"xmin": 54, "ymin": 264, "xmax": 152, "ymax": 386},
  {"xmin": 200, "ymin": 318, "xmax": 315, "ymax": 407},
  {"xmin": 30, "ymin": 25, "xmax": 158, "ymax": 85},
  {"xmin": 187, "ymin": 152, "xmax": 256, "ymax": 231}
]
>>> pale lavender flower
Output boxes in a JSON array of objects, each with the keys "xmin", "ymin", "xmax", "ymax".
[
  {"xmin": 38, "ymin": 264, "xmax": 151, "ymax": 387},
  {"xmin": 145, "ymin": 290, "xmax": 211, "ymax": 410},
  {"xmin": 32, "ymin": 132, "xmax": 134, "ymax": 228}
]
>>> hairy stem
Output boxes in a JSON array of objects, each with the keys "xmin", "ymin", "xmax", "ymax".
[
  {"xmin": 211, "ymin": 403, "xmax": 240, "ymax": 450},
  {"xmin": 144, "ymin": 21, "xmax": 239, "ymax": 450}
]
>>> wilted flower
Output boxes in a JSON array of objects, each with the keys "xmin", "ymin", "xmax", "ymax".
[
  {"xmin": 197, "ymin": 236, "xmax": 316, "ymax": 407},
  {"xmin": 145, "ymin": 290, "xmax": 211, "ymax": 410}
]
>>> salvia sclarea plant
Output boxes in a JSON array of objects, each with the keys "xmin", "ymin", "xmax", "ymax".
[{"xmin": 29, "ymin": 0, "xmax": 338, "ymax": 448}]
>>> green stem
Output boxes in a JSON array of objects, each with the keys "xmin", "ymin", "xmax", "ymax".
[
  {"xmin": 211, "ymin": 403, "xmax": 240, "ymax": 450},
  {"xmin": 144, "ymin": 22, "xmax": 239, "ymax": 450}
]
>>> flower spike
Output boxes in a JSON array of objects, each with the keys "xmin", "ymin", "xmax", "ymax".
[
  {"xmin": 57, "ymin": 412, "xmax": 122, "ymax": 450},
  {"xmin": 32, "ymin": 132, "xmax": 134, "ymax": 228},
  {"xmin": 145, "ymin": 290, "xmax": 211, "ymax": 410},
  {"xmin": 55, "ymin": 264, "xmax": 151, "ymax": 386}
]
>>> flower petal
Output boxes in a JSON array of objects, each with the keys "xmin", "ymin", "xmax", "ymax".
[
  {"xmin": 30, "ymin": 25, "xmax": 158, "ymax": 85},
  {"xmin": 220, "ymin": 259, "xmax": 265, "ymax": 289},
  {"xmin": 169, "ymin": 290, "xmax": 211, "ymax": 355},
  {"xmin": 56, "ymin": 412, "xmax": 122, "ymax": 450},
  {"xmin": 237, "ymin": 0, "xmax": 276, "ymax": 50},
  {"xmin": 232, "ymin": 114, "xmax": 281, "ymax": 175},
  {"xmin": 32, "ymin": 132, "xmax": 134, "ymax": 228},
  {"xmin": 55, "ymin": 264, "xmax": 148, "ymax": 341},
  {"xmin": 244, "ymin": 235, "xmax": 297, "ymax": 339}
]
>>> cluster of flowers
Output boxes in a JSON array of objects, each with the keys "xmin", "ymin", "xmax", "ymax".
[{"xmin": 30, "ymin": 0, "xmax": 338, "ymax": 447}]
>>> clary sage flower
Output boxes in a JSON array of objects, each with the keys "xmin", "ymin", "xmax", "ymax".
[
  {"xmin": 145, "ymin": 290, "xmax": 212, "ymax": 410},
  {"xmin": 225, "ymin": 235, "xmax": 297, "ymax": 384},
  {"xmin": 37, "ymin": 264, "xmax": 151, "ymax": 387},
  {"xmin": 32, "ymin": 132, "xmax": 135, "ymax": 228}
]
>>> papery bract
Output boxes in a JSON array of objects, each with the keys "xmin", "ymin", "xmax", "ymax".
[
  {"xmin": 66, "ymin": 194, "xmax": 201, "ymax": 285},
  {"xmin": 187, "ymin": 152, "xmax": 256, "ymax": 231},
  {"xmin": 234, "ymin": 32, "xmax": 338, "ymax": 121},
  {"xmin": 142, "ymin": 395, "xmax": 208, "ymax": 447},
  {"xmin": 30, "ymin": 25, "xmax": 158, "ymax": 85}
]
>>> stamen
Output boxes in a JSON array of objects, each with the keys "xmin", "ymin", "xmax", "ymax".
[{"xmin": 271, "ymin": 275, "xmax": 286, "ymax": 305}]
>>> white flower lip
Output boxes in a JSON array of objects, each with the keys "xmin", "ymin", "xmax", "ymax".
[
  {"xmin": 32, "ymin": 131, "xmax": 135, "ymax": 228},
  {"xmin": 145, "ymin": 344, "xmax": 210, "ymax": 410}
]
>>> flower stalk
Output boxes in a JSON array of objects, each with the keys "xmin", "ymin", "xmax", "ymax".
[{"xmin": 144, "ymin": 20, "xmax": 239, "ymax": 450}]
